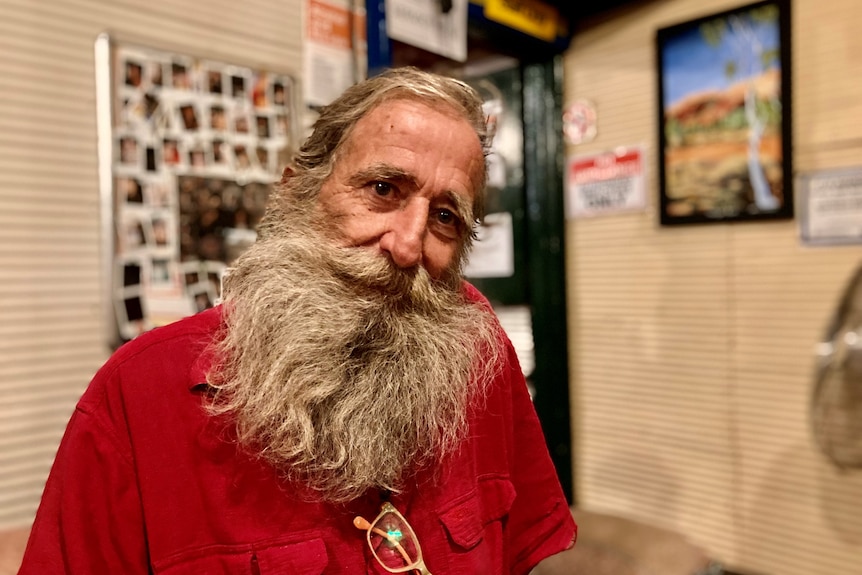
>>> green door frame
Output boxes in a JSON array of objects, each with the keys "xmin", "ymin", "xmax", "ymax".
[
  {"xmin": 523, "ymin": 57, "xmax": 573, "ymax": 504},
  {"xmin": 385, "ymin": 40, "xmax": 575, "ymax": 503}
]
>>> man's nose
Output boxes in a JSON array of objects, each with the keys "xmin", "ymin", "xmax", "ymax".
[{"xmin": 379, "ymin": 200, "xmax": 427, "ymax": 269}]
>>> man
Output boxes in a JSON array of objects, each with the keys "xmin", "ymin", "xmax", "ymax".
[{"xmin": 19, "ymin": 67, "xmax": 575, "ymax": 574}]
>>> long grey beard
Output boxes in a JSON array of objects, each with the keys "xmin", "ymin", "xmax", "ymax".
[{"xmin": 207, "ymin": 215, "xmax": 502, "ymax": 503}]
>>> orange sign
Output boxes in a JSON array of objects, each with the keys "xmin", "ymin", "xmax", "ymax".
[{"xmin": 307, "ymin": 0, "xmax": 353, "ymax": 50}]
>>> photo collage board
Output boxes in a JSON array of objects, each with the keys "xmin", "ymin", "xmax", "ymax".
[{"xmin": 112, "ymin": 43, "xmax": 297, "ymax": 341}]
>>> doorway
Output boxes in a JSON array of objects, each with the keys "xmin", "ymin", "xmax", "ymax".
[{"xmin": 388, "ymin": 38, "xmax": 573, "ymax": 503}]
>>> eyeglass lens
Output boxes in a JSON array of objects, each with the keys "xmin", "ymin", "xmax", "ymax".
[{"xmin": 369, "ymin": 509, "xmax": 421, "ymax": 571}]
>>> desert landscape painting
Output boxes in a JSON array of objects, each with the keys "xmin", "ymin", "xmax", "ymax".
[{"xmin": 657, "ymin": 0, "xmax": 792, "ymax": 224}]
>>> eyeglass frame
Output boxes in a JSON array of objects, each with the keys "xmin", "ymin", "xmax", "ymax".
[{"xmin": 353, "ymin": 501, "xmax": 433, "ymax": 575}]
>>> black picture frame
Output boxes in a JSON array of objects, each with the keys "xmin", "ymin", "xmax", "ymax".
[{"xmin": 656, "ymin": 0, "xmax": 792, "ymax": 226}]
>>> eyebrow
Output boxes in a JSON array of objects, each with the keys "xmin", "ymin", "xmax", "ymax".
[
  {"xmin": 347, "ymin": 164, "xmax": 414, "ymax": 188},
  {"xmin": 445, "ymin": 189, "xmax": 475, "ymax": 227},
  {"xmin": 348, "ymin": 162, "xmax": 475, "ymax": 225}
]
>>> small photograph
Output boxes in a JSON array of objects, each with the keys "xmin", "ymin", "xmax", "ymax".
[
  {"xmin": 188, "ymin": 146, "xmax": 207, "ymax": 169},
  {"xmin": 230, "ymin": 73, "xmax": 247, "ymax": 100},
  {"xmin": 255, "ymin": 146, "xmax": 271, "ymax": 173},
  {"xmin": 179, "ymin": 103, "xmax": 199, "ymax": 131},
  {"xmin": 212, "ymin": 139, "xmax": 229, "ymax": 167},
  {"xmin": 273, "ymin": 80, "xmax": 286, "ymax": 107},
  {"xmin": 115, "ymin": 254, "xmax": 145, "ymax": 292},
  {"xmin": 162, "ymin": 138, "xmax": 181, "ymax": 166},
  {"xmin": 152, "ymin": 103, "xmax": 174, "ymax": 132},
  {"xmin": 116, "ymin": 291, "xmax": 148, "ymax": 340},
  {"xmin": 190, "ymin": 285, "xmax": 214, "ymax": 313},
  {"xmin": 123, "ymin": 294, "xmax": 145, "ymax": 322},
  {"xmin": 233, "ymin": 144, "xmax": 253, "ymax": 171},
  {"xmin": 207, "ymin": 69, "xmax": 223, "ymax": 95},
  {"xmin": 118, "ymin": 176, "xmax": 144, "ymax": 204},
  {"xmin": 252, "ymin": 73, "xmax": 269, "ymax": 108},
  {"xmin": 233, "ymin": 108, "xmax": 251, "ymax": 135},
  {"xmin": 142, "ymin": 92, "xmax": 161, "ymax": 121},
  {"xmin": 119, "ymin": 212, "xmax": 148, "ymax": 252},
  {"xmin": 149, "ymin": 257, "xmax": 173, "ymax": 285},
  {"xmin": 144, "ymin": 178, "xmax": 172, "ymax": 207},
  {"xmin": 274, "ymin": 112, "xmax": 289, "ymax": 139},
  {"xmin": 210, "ymin": 105, "xmax": 228, "ymax": 132},
  {"xmin": 206, "ymin": 274, "xmax": 222, "ymax": 301},
  {"xmin": 124, "ymin": 59, "xmax": 143, "ymax": 88},
  {"xmin": 177, "ymin": 176, "xmax": 199, "ymax": 214},
  {"xmin": 171, "ymin": 61, "xmax": 192, "ymax": 90},
  {"xmin": 255, "ymin": 115, "xmax": 270, "ymax": 139},
  {"xmin": 149, "ymin": 214, "xmax": 173, "ymax": 249},
  {"xmin": 145, "ymin": 146, "xmax": 158, "ymax": 172},
  {"xmin": 119, "ymin": 95, "xmax": 145, "ymax": 127},
  {"xmin": 118, "ymin": 135, "xmax": 140, "ymax": 165},
  {"xmin": 205, "ymin": 260, "xmax": 226, "ymax": 302},
  {"xmin": 147, "ymin": 60, "xmax": 164, "ymax": 88},
  {"xmin": 180, "ymin": 260, "xmax": 204, "ymax": 288},
  {"xmin": 122, "ymin": 259, "xmax": 143, "ymax": 287}
]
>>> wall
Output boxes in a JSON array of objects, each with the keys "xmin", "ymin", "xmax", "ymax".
[
  {"xmin": 563, "ymin": 0, "xmax": 862, "ymax": 573},
  {"xmin": 0, "ymin": 0, "xmax": 302, "ymax": 528}
]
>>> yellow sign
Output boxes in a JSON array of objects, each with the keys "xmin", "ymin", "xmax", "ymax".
[{"xmin": 483, "ymin": 0, "xmax": 561, "ymax": 42}]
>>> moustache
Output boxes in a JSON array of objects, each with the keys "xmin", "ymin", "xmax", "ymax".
[{"xmin": 322, "ymin": 245, "xmax": 459, "ymax": 311}]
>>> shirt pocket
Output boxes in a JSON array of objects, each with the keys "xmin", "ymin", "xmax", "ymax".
[
  {"xmin": 254, "ymin": 538, "xmax": 328, "ymax": 574},
  {"xmin": 437, "ymin": 478, "xmax": 516, "ymax": 574},
  {"xmin": 155, "ymin": 537, "xmax": 329, "ymax": 575}
]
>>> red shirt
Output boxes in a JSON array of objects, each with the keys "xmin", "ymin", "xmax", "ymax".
[{"xmin": 20, "ymin": 284, "xmax": 575, "ymax": 574}]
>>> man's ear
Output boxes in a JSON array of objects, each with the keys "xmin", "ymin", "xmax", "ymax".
[{"xmin": 280, "ymin": 166, "xmax": 295, "ymax": 183}]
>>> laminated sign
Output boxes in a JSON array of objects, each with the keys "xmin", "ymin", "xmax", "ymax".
[
  {"xmin": 565, "ymin": 147, "xmax": 647, "ymax": 219},
  {"xmin": 385, "ymin": 0, "xmax": 468, "ymax": 62}
]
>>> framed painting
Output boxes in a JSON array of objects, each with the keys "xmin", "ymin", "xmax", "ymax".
[{"xmin": 656, "ymin": 0, "xmax": 792, "ymax": 225}]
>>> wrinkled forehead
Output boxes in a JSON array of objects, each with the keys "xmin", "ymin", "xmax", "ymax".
[{"xmin": 342, "ymin": 95, "xmax": 488, "ymax": 214}]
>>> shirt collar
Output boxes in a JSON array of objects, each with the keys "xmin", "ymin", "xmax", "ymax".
[{"xmin": 187, "ymin": 306, "xmax": 223, "ymax": 391}]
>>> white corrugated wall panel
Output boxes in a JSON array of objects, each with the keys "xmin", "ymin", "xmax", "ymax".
[
  {"xmin": 0, "ymin": 0, "xmax": 303, "ymax": 529},
  {"xmin": 565, "ymin": 0, "xmax": 862, "ymax": 573}
]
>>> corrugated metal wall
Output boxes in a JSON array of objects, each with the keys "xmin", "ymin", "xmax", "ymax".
[
  {"xmin": 564, "ymin": 0, "xmax": 862, "ymax": 573},
  {"xmin": 0, "ymin": 0, "xmax": 303, "ymax": 529}
]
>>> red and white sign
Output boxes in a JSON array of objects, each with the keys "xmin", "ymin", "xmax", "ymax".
[{"xmin": 565, "ymin": 146, "xmax": 647, "ymax": 219}]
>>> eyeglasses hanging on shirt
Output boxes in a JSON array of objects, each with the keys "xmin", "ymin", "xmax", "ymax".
[{"xmin": 354, "ymin": 501, "xmax": 433, "ymax": 575}]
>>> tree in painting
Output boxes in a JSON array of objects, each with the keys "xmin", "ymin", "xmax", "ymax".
[{"xmin": 700, "ymin": 3, "xmax": 781, "ymax": 211}]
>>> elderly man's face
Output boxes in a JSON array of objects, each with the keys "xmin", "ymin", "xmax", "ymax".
[{"xmin": 317, "ymin": 98, "xmax": 485, "ymax": 280}]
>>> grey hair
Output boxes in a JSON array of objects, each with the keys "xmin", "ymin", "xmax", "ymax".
[{"xmin": 259, "ymin": 67, "xmax": 490, "ymax": 238}]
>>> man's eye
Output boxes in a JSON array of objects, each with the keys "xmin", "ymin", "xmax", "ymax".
[
  {"xmin": 434, "ymin": 209, "xmax": 458, "ymax": 227},
  {"xmin": 372, "ymin": 181, "xmax": 393, "ymax": 196}
]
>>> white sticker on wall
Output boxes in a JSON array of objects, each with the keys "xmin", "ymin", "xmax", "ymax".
[{"xmin": 464, "ymin": 212, "xmax": 515, "ymax": 279}]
